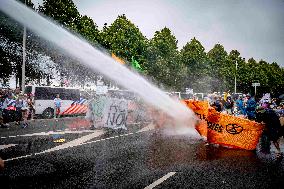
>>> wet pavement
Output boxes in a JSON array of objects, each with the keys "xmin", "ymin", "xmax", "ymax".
[{"xmin": 0, "ymin": 118, "xmax": 284, "ymax": 189}]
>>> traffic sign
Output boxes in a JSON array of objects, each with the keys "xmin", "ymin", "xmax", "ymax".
[
  {"xmin": 185, "ymin": 88, "xmax": 193, "ymax": 94},
  {"xmin": 252, "ymin": 83, "xmax": 260, "ymax": 87}
]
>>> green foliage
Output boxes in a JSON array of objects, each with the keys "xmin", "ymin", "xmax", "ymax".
[
  {"xmin": 0, "ymin": 47, "xmax": 13, "ymax": 85},
  {"xmin": 98, "ymin": 16, "xmax": 146, "ymax": 87},
  {"xmin": 144, "ymin": 27, "xmax": 186, "ymax": 90},
  {"xmin": 207, "ymin": 44, "xmax": 230, "ymax": 92},
  {"xmin": 180, "ymin": 37, "xmax": 210, "ymax": 92},
  {"xmin": 76, "ymin": 15, "xmax": 101, "ymax": 43},
  {"xmin": 0, "ymin": 0, "xmax": 48, "ymax": 86},
  {"xmin": 101, "ymin": 14, "xmax": 148, "ymax": 64},
  {"xmin": 38, "ymin": 0, "xmax": 102, "ymax": 87},
  {"xmin": 39, "ymin": 0, "xmax": 80, "ymax": 28}
]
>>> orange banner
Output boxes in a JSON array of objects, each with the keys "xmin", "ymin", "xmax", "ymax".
[{"xmin": 184, "ymin": 100, "xmax": 264, "ymax": 150}]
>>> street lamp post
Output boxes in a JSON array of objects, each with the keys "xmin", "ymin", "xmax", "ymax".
[
  {"xmin": 22, "ymin": 25, "xmax": 26, "ymax": 92},
  {"xmin": 21, "ymin": 0, "xmax": 26, "ymax": 92},
  {"xmin": 234, "ymin": 60, "xmax": 237, "ymax": 94}
]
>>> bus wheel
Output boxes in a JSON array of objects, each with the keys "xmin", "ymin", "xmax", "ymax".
[{"xmin": 42, "ymin": 108, "xmax": 54, "ymax": 119}]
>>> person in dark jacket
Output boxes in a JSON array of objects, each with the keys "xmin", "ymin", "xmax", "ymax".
[
  {"xmin": 256, "ymin": 103, "xmax": 282, "ymax": 156},
  {"xmin": 212, "ymin": 96, "xmax": 223, "ymax": 112},
  {"xmin": 246, "ymin": 94, "xmax": 257, "ymax": 120}
]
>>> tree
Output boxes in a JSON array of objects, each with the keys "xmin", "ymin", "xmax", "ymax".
[
  {"xmin": 145, "ymin": 27, "xmax": 186, "ymax": 90},
  {"xmin": 38, "ymin": 0, "xmax": 103, "ymax": 87},
  {"xmin": 101, "ymin": 14, "xmax": 148, "ymax": 65},
  {"xmin": 39, "ymin": 0, "xmax": 80, "ymax": 29},
  {"xmin": 0, "ymin": 47, "xmax": 13, "ymax": 85},
  {"xmin": 0, "ymin": 0, "xmax": 50, "ymax": 87},
  {"xmin": 180, "ymin": 38, "xmax": 210, "ymax": 92},
  {"xmin": 76, "ymin": 15, "xmax": 101, "ymax": 44},
  {"xmin": 207, "ymin": 44, "xmax": 230, "ymax": 92}
]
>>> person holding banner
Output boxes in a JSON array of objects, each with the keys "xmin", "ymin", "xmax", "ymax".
[
  {"xmin": 212, "ymin": 96, "xmax": 223, "ymax": 112},
  {"xmin": 256, "ymin": 103, "xmax": 282, "ymax": 156}
]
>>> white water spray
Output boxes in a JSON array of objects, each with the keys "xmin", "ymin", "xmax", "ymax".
[{"xmin": 0, "ymin": 0, "xmax": 197, "ymax": 128}]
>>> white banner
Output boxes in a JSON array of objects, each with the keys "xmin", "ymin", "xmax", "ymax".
[
  {"xmin": 87, "ymin": 97, "xmax": 128, "ymax": 130},
  {"xmin": 104, "ymin": 98, "xmax": 128, "ymax": 130}
]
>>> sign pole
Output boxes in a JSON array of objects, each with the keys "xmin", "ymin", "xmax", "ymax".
[
  {"xmin": 252, "ymin": 82, "xmax": 260, "ymax": 96},
  {"xmin": 234, "ymin": 60, "xmax": 237, "ymax": 94},
  {"xmin": 255, "ymin": 85, "xmax": 256, "ymax": 96},
  {"xmin": 21, "ymin": 0, "xmax": 26, "ymax": 92}
]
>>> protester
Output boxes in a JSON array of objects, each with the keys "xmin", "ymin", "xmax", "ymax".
[
  {"xmin": 245, "ymin": 94, "xmax": 257, "ymax": 120},
  {"xmin": 15, "ymin": 93, "xmax": 24, "ymax": 125},
  {"xmin": 235, "ymin": 96, "xmax": 245, "ymax": 115},
  {"xmin": 1, "ymin": 93, "xmax": 16, "ymax": 127},
  {"xmin": 223, "ymin": 96, "xmax": 234, "ymax": 114},
  {"xmin": 27, "ymin": 94, "xmax": 35, "ymax": 120},
  {"xmin": 256, "ymin": 102, "xmax": 282, "ymax": 156},
  {"xmin": 21, "ymin": 94, "xmax": 29, "ymax": 128},
  {"xmin": 224, "ymin": 90, "xmax": 231, "ymax": 101},
  {"xmin": 212, "ymin": 96, "xmax": 223, "ymax": 112},
  {"xmin": 54, "ymin": 94, "xmax": 62, "ymax": 118}
]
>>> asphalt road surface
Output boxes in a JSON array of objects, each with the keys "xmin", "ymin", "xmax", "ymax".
[{"xmin": 0, "ymin": 118, "xmax": 284, "ymax": 189}]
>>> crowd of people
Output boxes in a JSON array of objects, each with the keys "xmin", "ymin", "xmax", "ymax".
[
  {"xmin": 207, "ymin": 92, "xmax": 284, "ymax": 119},
  {"xmin": 0, "ymin": 87, "xmax": 34, "ymax": 128}
]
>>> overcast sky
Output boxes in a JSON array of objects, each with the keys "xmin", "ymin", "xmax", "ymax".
[{"xmin": 33, "ymin": 0, "xmax": 284, "ymax": 67}]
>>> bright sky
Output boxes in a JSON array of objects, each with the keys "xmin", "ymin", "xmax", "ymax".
[{"xmin": 33, "ymin": 0, "xmax": 284, "ymax": 66}]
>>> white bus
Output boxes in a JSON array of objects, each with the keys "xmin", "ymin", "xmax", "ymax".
[{"xmin": 25, "ymin": 85, "xmax": 81, "ymax": 119}]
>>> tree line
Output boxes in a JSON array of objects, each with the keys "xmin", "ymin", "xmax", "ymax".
[{"xmin": 0, "ymin": 0, "xmax": 283, "ymax": 97}]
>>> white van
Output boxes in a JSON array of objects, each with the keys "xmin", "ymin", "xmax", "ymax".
[{"xmin": 25, "ymin": 85, "xmax": 81, "ymax": 118}]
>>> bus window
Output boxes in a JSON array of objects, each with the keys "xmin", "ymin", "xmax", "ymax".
[
  {"xmin": 35, "ymin": 87, "xmax": 49, "ymax": 100},
  {"xmin": 34, "ymin": 86, "xmax": 80, "ymax": 101},
  {"xmin": 52, "ymin": 88, "xmax": 64, "ymax": 99}
]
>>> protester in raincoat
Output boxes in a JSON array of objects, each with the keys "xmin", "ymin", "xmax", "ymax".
[
  {"xmin": 256, "ymin": 102, "xmax": 282, "ymax": 156},
  {"xmin": 235, "ymin": 96, "xmax": 245, "ymax": 115}
]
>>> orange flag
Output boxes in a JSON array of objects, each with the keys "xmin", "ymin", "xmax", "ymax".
[{"xmin": 112, "ymin": 53, "xmax": 125, "ymax": 65}]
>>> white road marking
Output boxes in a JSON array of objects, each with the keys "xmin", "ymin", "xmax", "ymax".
[
  {"xmin": 0, "ymin": 144, "xmax": 17, "ymax": 150},
  {"xmin": 3, "ymin": 130, "xmax": 96, "ymax": 138},
  {"xmin": 144, "ymin": 172, "xmax": 176, "ymax": 189},
  {"xmin": 3, "ymin": 130, "xmax": 104, "ymax": 162},
  {"xmin": 36, "ymin": 130, "xmax": 105, "ymax": 154},
  {"xmin": 84, "ymin": 132, "xmax": 136, "ymax": 145},
  {"xmin": 137, "ymin": 123, "xmax": 155, "ymax": 133},
  {"xmin": 4, "ymin": 154, "xmax": 33, "ymax": 162},
  {"xmin": 3, "ymin": 123, "xmax": 156, "ymax": 162}
]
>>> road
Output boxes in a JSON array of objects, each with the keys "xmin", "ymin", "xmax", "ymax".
[{"xmin": 0, "ymin": 117, "xmax": 284, "ymax": 189}]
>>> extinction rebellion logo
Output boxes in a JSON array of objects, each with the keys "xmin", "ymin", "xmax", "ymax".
[{"xmin": 226, "ymin": 124, "xmax": 243, "ymax": 135}]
